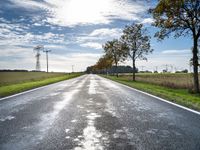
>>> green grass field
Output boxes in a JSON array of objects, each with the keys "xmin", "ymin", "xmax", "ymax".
[
  {"xmin": 102, "ymin": 75, "xmax": 200, "ymax": 111},
  {"xmin": 0, "ymin": 72, "xmax": 82, "ymax": 98}
]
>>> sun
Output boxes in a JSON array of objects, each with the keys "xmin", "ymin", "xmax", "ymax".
[{"xmin": 54, "ymin": 0, "xmax": 113, "ymax": 26}]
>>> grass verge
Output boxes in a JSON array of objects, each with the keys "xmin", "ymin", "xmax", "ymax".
[
  {"xmin": 102, "ymin": 75, "xmax": 200, "ymax": 111},
  {"xmin": 0, "ymin": 73, "xmax": 82, "ymax": 98}
]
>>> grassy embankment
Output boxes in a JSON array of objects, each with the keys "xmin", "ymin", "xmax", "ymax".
[
  {"xmin": 102, "ymin": 73, "xmax": 200, "ymax": 111},
  {"xmin": 0, "ymin": 72, "xmax": 82, "ymax": 98}
]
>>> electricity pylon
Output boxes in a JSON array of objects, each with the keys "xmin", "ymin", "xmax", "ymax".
[{"xmin": 33, "ymin": 45, "xmax": 44, "ymax": 71}]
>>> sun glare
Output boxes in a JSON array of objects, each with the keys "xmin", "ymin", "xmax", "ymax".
[
  {"xmin": 46, "ymin": 0, "xmax": 143, "ymax": 27},
  {"xmin": 55, "ymin": 0, "xmax": 113, "ymax": 26}
]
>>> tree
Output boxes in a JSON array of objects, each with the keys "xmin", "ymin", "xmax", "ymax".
[
  {"xmin": 95, "ymin": 54, "xmax": 113, "ymax": 74},
  {"xmin": 121, "ymin": 24, "xmax": 153, "ymax": 81},
  {"xmin": 103, "ymin": 39, "xmax": 128, "ymax": 77},
  {"xmin": 150, "ymin": 0, "xmax": 200, "ymax": 93}
]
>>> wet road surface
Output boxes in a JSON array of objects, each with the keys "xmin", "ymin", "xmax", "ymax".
[{"xmin": 0, "ymin": 74, "xmax": 200, "ymax": 150}]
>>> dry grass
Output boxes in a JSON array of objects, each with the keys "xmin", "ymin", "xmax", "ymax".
[{"xmin": 120, "ymin": 73, "xmax": 199, "ymax": 90}]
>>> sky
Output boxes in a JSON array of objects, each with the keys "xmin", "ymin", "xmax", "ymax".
[{"xmin": 0, "ymin": 0, "xmax": 194, "ymax": 72}]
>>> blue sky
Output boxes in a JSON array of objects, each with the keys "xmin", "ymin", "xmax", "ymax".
[{"xmin": 0, "ymin": 0, "xmax": 193, "ymax": 72}]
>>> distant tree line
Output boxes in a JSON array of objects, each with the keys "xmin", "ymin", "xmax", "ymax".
[
  {"xmin": 0, "ymin": 69, "xmax": 29, "ymax": 72},
  {"xmin": 86, "ymin": 65, "xmax": 138, "ymax": 74},
  {"xmin": 0, "ymin": 69, "xmax": 46, "ymax": 72}
]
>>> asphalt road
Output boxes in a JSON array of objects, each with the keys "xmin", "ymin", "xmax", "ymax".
[{"xmin": 0, "ymin": 74, "xmax": 200, "ymax": 150}]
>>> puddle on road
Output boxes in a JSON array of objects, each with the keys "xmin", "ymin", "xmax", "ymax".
[
  {"xmin": 71, "ymin": 119, "xmax": 78, "ymax": 123},
  {"xmin": 0, "ymin": 115, "xmax": 15, "ymax": 122},
  {"xmin": 88, "ymin": 98, "xmax": 93, "ymax": 103},
  {"xmin": 65, "ymin": 129, "xmax": 70, "ymax": 133},
  {"xmin": 146, "ymin": 128, "xmax": 158, "ymax": 134},
  {"xmin": 100, "ymin": 79, "xmax": 119, "ymax": 89},
  {"xmin": 105, "ymin": 103, "xmax": 118, "ymax": 118},
  {"xmin": 77, "ymin": 105, "xmax": 84, "ymax": 109},
  {"xmin": 65, "ymin": 136, "xmax": 71, "ymax": 139},
  {"xmin": 54, "ymin": 90, "xmax": 79, "ymax": 111},
  {"xmin": 49, "ymin": 92, "xmax": 60, "ymax": 97}
]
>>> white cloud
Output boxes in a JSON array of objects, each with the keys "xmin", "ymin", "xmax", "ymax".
[
  {"xmin": 89, "ymin": 28, "xmax": 122, "ymax": 38},
  {"xmin": 76, "ymin": 28, "xmax": 122, "ymax": 47},
  {"xmin": 161, "ymin": 49, "xmax": 190, "ymax": 55},
  {"xmin": 48, "ymin": 0, "xmax": 146, "ymax": 27},
  {"xmin": 0, "ymin": 26, "xmax": 65, "ymax": 46},
  {"xmin": 0, "ymin": 45, "xmax": 32, "ymax": 57},
  {"xmin": 45, "ymin": 45, "xmax": 66, "ymax": 49},
  {"xmin": 7, "ymin": 0, "xmax": 48, "ymax": 11},
  {"xmin": 33, "ymin": 23, "xmax": 42, "ymax": 26},
  {"xmin": 76, "ymin": 36, "xmax": 101, "ymax": 44},
  {"xmin": 141, "ymin": 18, "xmax": 154, "ymax": 24},
  {"xmin": 81, "ymin": 42, "xmax": 102, "ymax": 49},
  {"xmin": 8, "ymin": 0, "xmax": 147, "ymax": 27}
]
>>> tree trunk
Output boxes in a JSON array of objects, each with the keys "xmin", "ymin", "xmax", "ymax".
[
  {"xmin": 132, "ymin": 59, "xmax": 136, "ymax": 81},
  {"xmin": 116, "ymin": 63, "xmax": 118, "ymax": 77},
  {"xmin": 192, "ymin": 37, "xmax": 200, "ymax": 93}
]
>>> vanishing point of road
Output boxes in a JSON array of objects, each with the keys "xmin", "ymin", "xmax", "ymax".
[{"xmin": 0, "ymin": 75, "xmax": 200, "ymax": 150}]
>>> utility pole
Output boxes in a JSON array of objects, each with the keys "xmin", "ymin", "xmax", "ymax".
[
  {"xmin": 164, "ymin": 64, "xmax": 168, "ymax": 72},
  {"xmin": 72, "ymin": 65, "xmax": 74, "ymax": 73},
  {"xmin": 141, "ymin": 66, "xmax": 145, "ymax": 72},
  {"xmin": 154, "ymin": 66, "xmax": 158, "ymax": 72},
  {"xmin": 170, "ymin": 65, "xmax": 173, "ymax": 73},
  {"xmin": 174, "ymin": 67, "xmax": 177, "ymax": 72},
  {"xmin": 139, "ymin": 66, "xmax": 145, "ymax": 72},
  {"xmin": 43, "ymin": 49, "xmax": 51, "ymax": 73}
]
